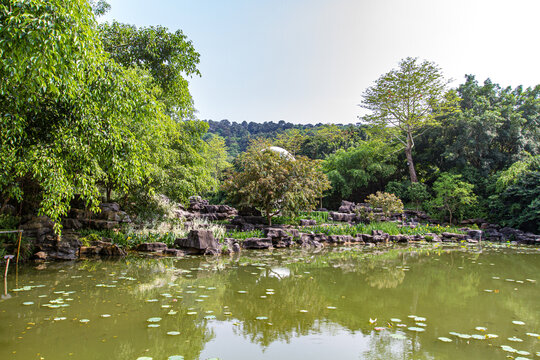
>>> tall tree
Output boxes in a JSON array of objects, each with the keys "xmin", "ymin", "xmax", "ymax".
[
  {"xmin": 0, "ymin": 0, "xmax": 162, "ymax": 231},
  {"xmin": 361, "ymin": 57, "xmax": 458, "ymax": 182},
  {"xmin": 223, "ymin": 141, "xmax": 330, "ymax": 225}
]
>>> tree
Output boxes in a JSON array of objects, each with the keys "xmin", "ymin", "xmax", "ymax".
[
  {"xmin": 0, "ymin": 0, "xmax": 164, "ymax": 232},
  {"xmin": 223, "ymin": 141, "xmax": 331, "ymax": 225},
  {"xmin": 488, "ymin": 155, "xmax": 540, "ymax": 232},
  {"xmin": 429, "ymin": 173, "xmax": 477, "ymax": 224},
  {"xmin": 323, "ymin": 140, "xmax": 398, "ymax": 202},
  {"xmin": 99, "ymin": 20, "xmax": 213, "ymax": 205},
  {"xmin": 99, "ymin": 21, "xmax": 200, "ymax": 119},
  {"xmin": 361, "ymin": 57, "xmax": 458, "ymax": 183},
  {"xmin": 203, "ymin": 134, "xmax": 231, "ymax": 191}
]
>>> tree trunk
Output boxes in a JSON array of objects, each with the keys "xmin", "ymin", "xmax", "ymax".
[
  {"xmin": 266, "ymin": 205, "xmax": 272, "ymax": 226},
  {"xmin": 405, "ymin": 133, "xmax": 418, "ymax": 183},
  {"xmin": 106, "ymin": 187, "xmax": 112, "ymax": 203}
]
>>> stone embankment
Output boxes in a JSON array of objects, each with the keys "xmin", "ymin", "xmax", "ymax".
[{"xmin": 17, "ymin": 199, "xmax": 540, "ymax": 261}]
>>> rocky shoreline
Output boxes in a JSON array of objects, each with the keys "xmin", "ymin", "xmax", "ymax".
[{"xmin": 10, "ymin": 198, "xmax": 540, "ymax": 262}]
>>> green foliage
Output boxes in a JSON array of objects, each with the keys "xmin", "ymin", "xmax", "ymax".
[
  {"xmin": 429, "ymin": 173, "xmax": 477, "ymax": 224},
  {"xmin": 302, "ymin": 222, "xmax": 464, "ymax": 237},
  {"xmin": 365, "ymin": 191, "xmax": 404, "ymax": 218},
  {"xmin": 489, "ymin": 155, "xmax": 540, "ymax": 232},
  {"xmin": 361, "ymin": 57, "xmax": 459, "ymax": 183},
  {"xmin": 223, "ymin": 141, "xmax": 331, "ymax": 226},
  {"xmin": 415, "ymin": 76, "xmax": 540, "ymax": 180},
  {"xmin": 203, "ymin": 134, "xmax": 231, "ymax": 192},
  {"xmin": 406, "ymin": 182, "xmax": 431, "ymax": 210},
  {"xmin": 78, "ymin": 228, "xmax": 177, "ymax": 248},
  {"xmin": 225, "ymin": 230, "xmax": 264, "ymax": 241},
  {"xmin": 99, "ymin": 21, "xmax": 200, "ymax": 119},
  {"xmin": 0, "ymin": 0, "xmax": 158, "ymax": 232},
  {"xmin": 323, "ymin": 140, "xmax": 397, "ymax": 201},
  {"xmin": 0, "ymin": 1, "xmax": 211, "ymax": 231}
]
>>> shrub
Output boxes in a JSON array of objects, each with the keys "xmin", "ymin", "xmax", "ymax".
[
  {"xmin": 365, "ymin": 191, "xmax": 404, "ymax": 218},
  {"xmin": 428, "ymin": 173, "xmax": 477, "ymax": 224}
]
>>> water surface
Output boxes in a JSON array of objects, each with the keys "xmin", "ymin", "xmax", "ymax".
[{"xmin": 1, "ymin": 243, "xmax": 538, "ymax": 360}]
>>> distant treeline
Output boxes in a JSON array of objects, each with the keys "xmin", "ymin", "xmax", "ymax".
[{"xmin": 205, "ymin": 119, "xmax": 366, "ymax": 158}]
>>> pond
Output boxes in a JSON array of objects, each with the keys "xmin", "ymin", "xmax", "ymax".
[{"xmin": 1, "ymin": 243, "xmax": 538, "ymax": 360}]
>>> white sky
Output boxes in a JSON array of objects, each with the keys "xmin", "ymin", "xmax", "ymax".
[{"xmin": 104, "ymin": 0, "xmax": 540, "ymax": 124}]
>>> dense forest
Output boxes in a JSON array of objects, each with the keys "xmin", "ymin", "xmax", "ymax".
[{"xmin": 0, "ymin": 0, "xmax": 539, "ymax": 236}]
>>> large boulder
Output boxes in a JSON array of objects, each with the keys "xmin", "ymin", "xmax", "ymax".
[
  {"xmin": 242, "ymin": 237, "xmax": 273, "ymax": 249},
  {"xmin": 175, "ymin": 230, "xmax": 218, "ymax": 253},
  {"xmin": 136, "ymin": 242, "xmax": 168, "ymax": 252},
  {"xmin": 34, "ymin": 231, "xmax": 81, "ymax": 260}
]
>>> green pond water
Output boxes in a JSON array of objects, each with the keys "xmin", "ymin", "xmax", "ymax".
[{"xmin": 1, "ymin": 243, "xmax": 539, "ymax": 360}]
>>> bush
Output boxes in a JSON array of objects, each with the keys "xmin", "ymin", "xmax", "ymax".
[
  {"xmin": 428, "ymin": 173, "xmax": 477, "ymax": 224},
  {"xmin": 407, "ymin": 182, "xmax": 431, "ymax": 210},
  {"xmin": 365, "ymin": 191, "xmax": 404, "ymax": 218}
]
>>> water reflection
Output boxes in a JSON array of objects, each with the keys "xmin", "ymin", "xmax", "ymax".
[{"xmin": 0, "ymin": 244, "xmax": 538, "ymax": 360}]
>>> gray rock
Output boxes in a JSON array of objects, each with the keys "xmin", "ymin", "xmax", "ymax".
[
  {"xmin": 467, "ymin": 229, "xmax": 483, "ymax": 241},
  {"xmin": 264, "ymin": 227, "xmax": 289, "ymax": 239},
  {"xmin": 136, "ymin": 242, "xmax": 167, "ymax": 252},
  {"xmin": 175, "ymin": 230, "xmax": 219, "ymax": 254},
  {"xmin": 100, "ymin": 244, "xmax": 127, "ymax": 256},
  {"xmin": 242, "ymin": 237, "xmax": 273, "ymax": 249}
]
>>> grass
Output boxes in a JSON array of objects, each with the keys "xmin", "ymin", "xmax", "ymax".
[
  {"xmin": 78, "ymin": 229, "xmax": 177, "ymax": 248},
  {"xmin": 300, "ymin": 222, "xmax": 466, "ymax": 236},
  {"xmin": 224, "ymin": 229, "xmax": 264, "ymax": 241}
]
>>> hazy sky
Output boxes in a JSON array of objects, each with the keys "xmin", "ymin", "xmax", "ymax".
[{"xmin": 103, "ymin": 0, "xmax": 540, "ymax": 124}]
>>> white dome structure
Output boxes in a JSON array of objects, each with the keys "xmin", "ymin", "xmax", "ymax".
[{"xmin": 264, "ymin": 146, "xmax": 295, "ymax": 161}]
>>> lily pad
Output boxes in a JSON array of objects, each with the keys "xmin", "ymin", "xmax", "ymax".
[
  {"xmin": 256, "ymin": 316, "xmax": 268, "ymax": 320},
  {"xmin": 147, "ymin": 317, "xmax": 162, "ymax": 323},
  {"xmin": 390, "ymin": 318, "xmax": 402, "ymax": 322},
  {"xmin": 457, "ymin": 334, "xmax": 471, "ymax": 339},
  {"xmin": 167, "ymin": 331, "xmax": 180, "ymax": 336},
  {"xmin": 79, "ymin": 319, "xmax": 90, "ymax": 323},
  {"xmin": 22, "ymin": 302, "xmax": 34, "ymax": 306},
  {"xmin": 390, "ymin": 333, "xmax": 407, "ymax": 340},
  {"xmin": 100, "ymin": 314, "xmax": 111, "ymax": 318},
  {"xmin": 136, "ymin": 357, "xmax": 153, "ymax": 360},
  {"xmin": 299, "ymin": 309, "xmax": 308, "ymax": 313},
  {"xmin": 438, "ymin": 337, "xmax": 452, "ymax": 342},
  {"xmin": 512, "ymin": 320, "xmax": 525, "ymax": 325},
  {"xmin": 414, "ymin": 317, "xmax": 426, "ymax": 322},
  {"xmin": 407, "ymin": 327, "xmax": 425, "ymax": 332},
  {"xmin": 204, "ymin": 315, "xmax": 216, "ymax": 320},
  {"xmin": 516, "ymin": 350, "xmax": 530, "ymax": 356},
  {"xmin": 475, "ymin": 326, "xmax": 487, "ymax": 331},
  {"xmin": 501, "ymin": 345, "xmax": 517, "ymax": 353},
  {"xmin": 168, "ymin": 356, "xmax": 184, "ymax": 360},
  {"xmin": 525, "ymin": 332, "xmax": 540, "ymax": 337},
  {"xmin": 471, "ymin": 334, "xmax": 485, "ymax": 340},
  {"xmin": 508, "ymin": 336, "xmax": 523, "ymax": 342},
  {"xmin": 486, "ymin": 334, "xmax": 499, "ymax": 339},
  {"xmin": 326, "ymin": 306, "xmax": 337, "ymax": 310},
  {"xmin": 147, "ymin": 324, "xmax": 160, "ymax": 328}
]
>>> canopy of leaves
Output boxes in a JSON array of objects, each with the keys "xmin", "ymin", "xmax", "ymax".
[
  {"xmin": 223, "ymin": 141, "xmax": 331, "ymax": 225},
  {"xmin": 323, "ymin": 140, "xmax": 398, "ymax": 202},
  {"xmin": 489, "ymin": 155, "xmax": 540, "ymax": 232},
  {"xmin": 429, "ymin": 173, "xmax": 477, "ymax": 224},
  {"xmin": 361, "ymin": 57, "xmax": 457, "ymax": 143},
  {"xmin": 99, "ymin": 21, "xmax": 200, "ymax": 119},
  {"xmin": 0, "ymin": 0, "xmax": 166, "ymax": 232},
  {"xmin": 415, "ymin": 75, "xmax": 540, "ymax": 177}
]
